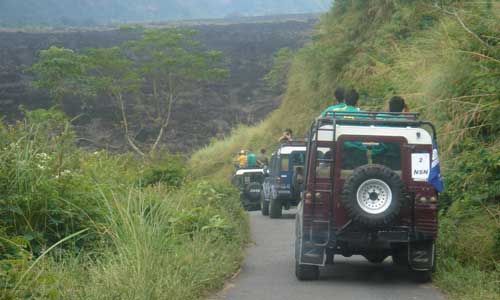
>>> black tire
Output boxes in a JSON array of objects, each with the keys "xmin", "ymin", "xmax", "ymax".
[
  {"xmin": 260, "ymin": 191, "xmax": 269, "ymax": 216},
  {"xmin": 295, "ymin": 212, "xmax": 320, "ymax": 280},
  {"xmin": 341, "ymin": 164, "xmax": 406, "ymax": 226},
  {"xmin": 244, "ymin": 182, "xmax": 262, "ymax": 201},
  {"xmin": 269, "ymin": 195, "xmax": 282, "ymax": 219},
  {"xmin": 392, "ymin": 250, "xmax": 409, "ymax": 267},
  {"xmin": 295, "ymin": 260, "xmax": 320, "ymax": 281},
  {"xmin": 412, "ymin": 271, "xmax": 432, "ymax": 283},
  {"xmin": 392, "ymin": 255, "xmax": 406, "ymax": 266},
  {"xmin": 364, "ymin": 254, "xmax": 388, "ymax": 264},
  {"xmin": 292, "ymin": 172, "xmax": 304, "ymax": 195}
]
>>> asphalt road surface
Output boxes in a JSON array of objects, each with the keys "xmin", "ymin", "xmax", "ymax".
[{"xmin": 215, "ymin": 210, "xmax": 444, "ymax": 300}]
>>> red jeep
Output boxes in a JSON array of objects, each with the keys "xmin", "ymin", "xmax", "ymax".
[{"xmin": 295, "ymin": 112, "xmax": 440, "ymax": 282}]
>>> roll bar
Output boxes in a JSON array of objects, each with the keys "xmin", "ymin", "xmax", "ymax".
[{"xmin": 317, "ymin": 111, "xmax": 437, "ymax": 140}]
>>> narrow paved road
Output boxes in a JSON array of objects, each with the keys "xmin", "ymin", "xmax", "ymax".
[{"xmin": 216, "ymin": 210, "xmax": 444, "ymax": 300}]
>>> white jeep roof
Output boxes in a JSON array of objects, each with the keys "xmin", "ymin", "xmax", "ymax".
[
  {"xmin": 278, "ymin": 146, "xmax": 307, "ymax": 155},
  {"xmin": 235, "ymin": 169, "xmax": 264, "ymax": 176},
  {"xmin": 315, "ymin": 125, "xmax": 433, "ymax": 145}
]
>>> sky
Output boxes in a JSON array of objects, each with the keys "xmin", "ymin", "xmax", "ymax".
[{"xmin": 0, "ymin": 0, "xmax": 333, "ymax": 26}]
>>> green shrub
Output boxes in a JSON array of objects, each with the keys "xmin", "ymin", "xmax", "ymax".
[
  {"xmin": 0, "ymin": 107, "xmax": 248, "ymax": 300},
  {"xmin": 0, "ymin": 109, "xmax": 105, "ymax": 253},
  {"xmin": 2, "ymin": 180, "xmax": 247, "ymax": 300},
  {"xmin": 140, "ymin": 154, "xmax": 186, "ymax": 188},
  {"xmin": 441, "ymin": 141, "xmax": 500, "ymax": 211}
]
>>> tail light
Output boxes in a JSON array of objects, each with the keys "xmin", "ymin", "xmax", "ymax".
[
  {"xmin": 305, "ymin": 192, "xmax": 313, "ymax": 205},
  {"xmin": 416, "ymin": 195, "xmax": 438, "ymax": 204},
  {"xmin": 418, "ymin": 196, "xmax": 428, "ymax": 204}
]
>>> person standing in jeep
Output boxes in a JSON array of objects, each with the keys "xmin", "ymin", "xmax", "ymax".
[
  {"xmin": 257, "ymin": 148, "xmax": 269, "ymax": 167},
  {"xmin": 279, "ymin": 128, "xmax": 294, "ymax": 143},
  {"xmin": 389, "ymin": 96, "xmax": 408, "ymax": 113},
  {"xmin": 343, "ymin": 88, "xmax": 362, "ymax": 112},
  {"xmin": 236, "ymin": 150, "xmax": 248, "ymax": 169},
  {"xmin": 320, "ymin": 87, "xmax": 346, "ymax": 117},
  {"xmin": 247, "ymin": 150, "xmax": 258, "ymax": 168}
]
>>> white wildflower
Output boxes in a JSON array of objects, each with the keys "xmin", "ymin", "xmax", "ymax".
[{"xmin": 61, "ymin": 170, "xmax": 72, "ymax": 176}]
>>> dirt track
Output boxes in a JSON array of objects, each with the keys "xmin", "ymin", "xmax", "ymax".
[{"xmin": 215, "ymin": 210, "xmax": 444, "ymax": 300}]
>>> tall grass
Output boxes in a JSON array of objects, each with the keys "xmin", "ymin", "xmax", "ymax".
[
  {"xmin": 3, "ymin": 181, "xmax": 248, "ymax": 300},
  {"xmin": 58, "ymin": 183, "xmax": 247, "ymax": 300},
  {"xmin": 0, "ymin": 109, "xmax": 248, "ymax": 300}
]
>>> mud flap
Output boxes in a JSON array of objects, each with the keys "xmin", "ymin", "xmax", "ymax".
[
  {"xmin": 299, "ymin": 239, "xmax": 326, "ymax": 266},
  {"xmin": 298, "ymin": 223, "xmax": 329, "ymax": 266},
  {"xmin": 408, "ymin": 241, "xmax": 435, "ymax": 271},
  {"xmin": 295, "ymin": 201, "xmax": 329, "ymax": 266}
]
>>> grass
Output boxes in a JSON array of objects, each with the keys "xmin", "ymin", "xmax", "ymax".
[
  {"xmin": 0, "ymin": 109, "xmax": 249, "ymax": 300},
  {"xmin": 436, "ymin": 258, "xmax": 500, "ymax": 300},
  {"xmin": 2, "ymin": 182, "xmax": 248, "ymax": 300}
]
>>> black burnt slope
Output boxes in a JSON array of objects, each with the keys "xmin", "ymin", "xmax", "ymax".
[{"xmin": 0, "ymin": 18, "xmax": 315, "ymax": 152}]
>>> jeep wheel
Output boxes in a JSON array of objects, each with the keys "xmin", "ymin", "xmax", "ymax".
[
  {"xmin": 341, "ymin": 164, "xmax": 405, "ymax": 226},
  {"xmin": 364, "ymin": 254, "xmax": 388, "ymax": 264},
  {"xmin": 260, "ymin": 191, "xmax": 269, "ymax": 216},
  {"xmin": 245, "ymin": 182, "xmax": 262, "ymax": 202},
  {"xmin": 392, "ymin": 246, "xmax": 408, "ymax": 267},
  {"xmin": 269, "ymin": 195, "xmax": 282, "ymax": 218},
  {"xmin": 295, "ymin": 260, "xmax": 320, "ymax": 281},
  {"xmin": 412, "ymin": 271, "xmax": 432, "ymax": 283}
]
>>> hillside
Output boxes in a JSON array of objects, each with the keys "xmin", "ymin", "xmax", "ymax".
[
  {"xmin": 191, "ymin": 1, "xmax": 500, "ymax": 299},
  {"xmin": 0, "ymin": 0, "xmax": 331, "ymax": 27},
  {"xmin": 0, "ymin": 18, "xmax": 316, "ymax": 152}
]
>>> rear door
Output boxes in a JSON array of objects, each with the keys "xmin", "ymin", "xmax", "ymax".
[{"xmin": 334, "ymin": 136, "xmax": 409, "ymax": 227}]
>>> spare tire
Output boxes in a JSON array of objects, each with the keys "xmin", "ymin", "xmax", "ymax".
[
  {"xmin": 341, "ymin": 164, "xmax": 405, "ymax": 226},
  {"xmin": 244, "ymin": 182, "xmax": 262, "ymax": 201}
]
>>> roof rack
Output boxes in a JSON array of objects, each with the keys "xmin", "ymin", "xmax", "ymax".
[
  {"xmin": 279, "ymin": 139, "xmax": 307, "ymax": 147},
  {"xmin": 320, "ymin": 111, "xmax": 420, "ymax": 126},
  {"xmin": 316, "ymin": 111, "xmax": 437, "ymax": 138}
]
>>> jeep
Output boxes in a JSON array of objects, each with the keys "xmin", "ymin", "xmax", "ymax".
[
  {"xmin": 232, "ymin": 168, "xmax": 266, "ymax": 211},
  {"xmin": 261, "ymin": 141, "xmax": 306, "ymax": 218},
  {"xmin": 295, "ymin": 112, "xmax": 440, "ymax": 282}
]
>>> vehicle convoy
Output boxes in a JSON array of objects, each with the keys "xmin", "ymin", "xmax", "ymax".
[
  {"xmin": 261, "ymin": 141, "xmax": 306, "ymax": 218},
  {"xmin": 232, "ymin": 168, "xmax": 266, "ymax": 211},
  {"xmin": 295, "ymin": 112, "xmax": 441, "ymax": 282}
]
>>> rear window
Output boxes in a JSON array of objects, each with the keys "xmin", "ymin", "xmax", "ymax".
[
  {"xmin": 290, "ymin": 151, "xmax": 305, "ymax": 166},
  {"xmin": 315, "ymin": 147, "xmax": 333, "ymax": 178},
  {"xmin": 248, "ymin": 174, "xmax": 263, "ymax": 183},
  {"xmin": 281, "ymin": 155, "xmax": 289, "ymax": 172},
  {"xmin": 341, "ymin": 141, "xmax": 402, "ymax": 171}
]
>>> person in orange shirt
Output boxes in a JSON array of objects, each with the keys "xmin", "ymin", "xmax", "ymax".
[{"xmin": 237, "ymin": 150, "xmax": 248, "ymax": 168}]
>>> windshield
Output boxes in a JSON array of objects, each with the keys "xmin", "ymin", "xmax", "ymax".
[
  {"xmin": 341, "ymin": 141, "xmax": 402, "ymax": 171},
  {"xmin": 290, "ymin": 151, "xmax": 305, "ymax": 166},
  {"xmin": 281, "ymin": 155, "xmax": 289, "ymax": 172}
]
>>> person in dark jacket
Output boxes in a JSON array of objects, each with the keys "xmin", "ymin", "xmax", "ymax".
[
  {"xmin": 279, "ymin": 128, "xmax": 293, "ymax": 143},
  {"xmin": 389, "ymin": 96, "xmax": 408, "ymax": 113},
  {"xmin": 257, "ymin": 149, "xmax": 269, "ymax": 167}
]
